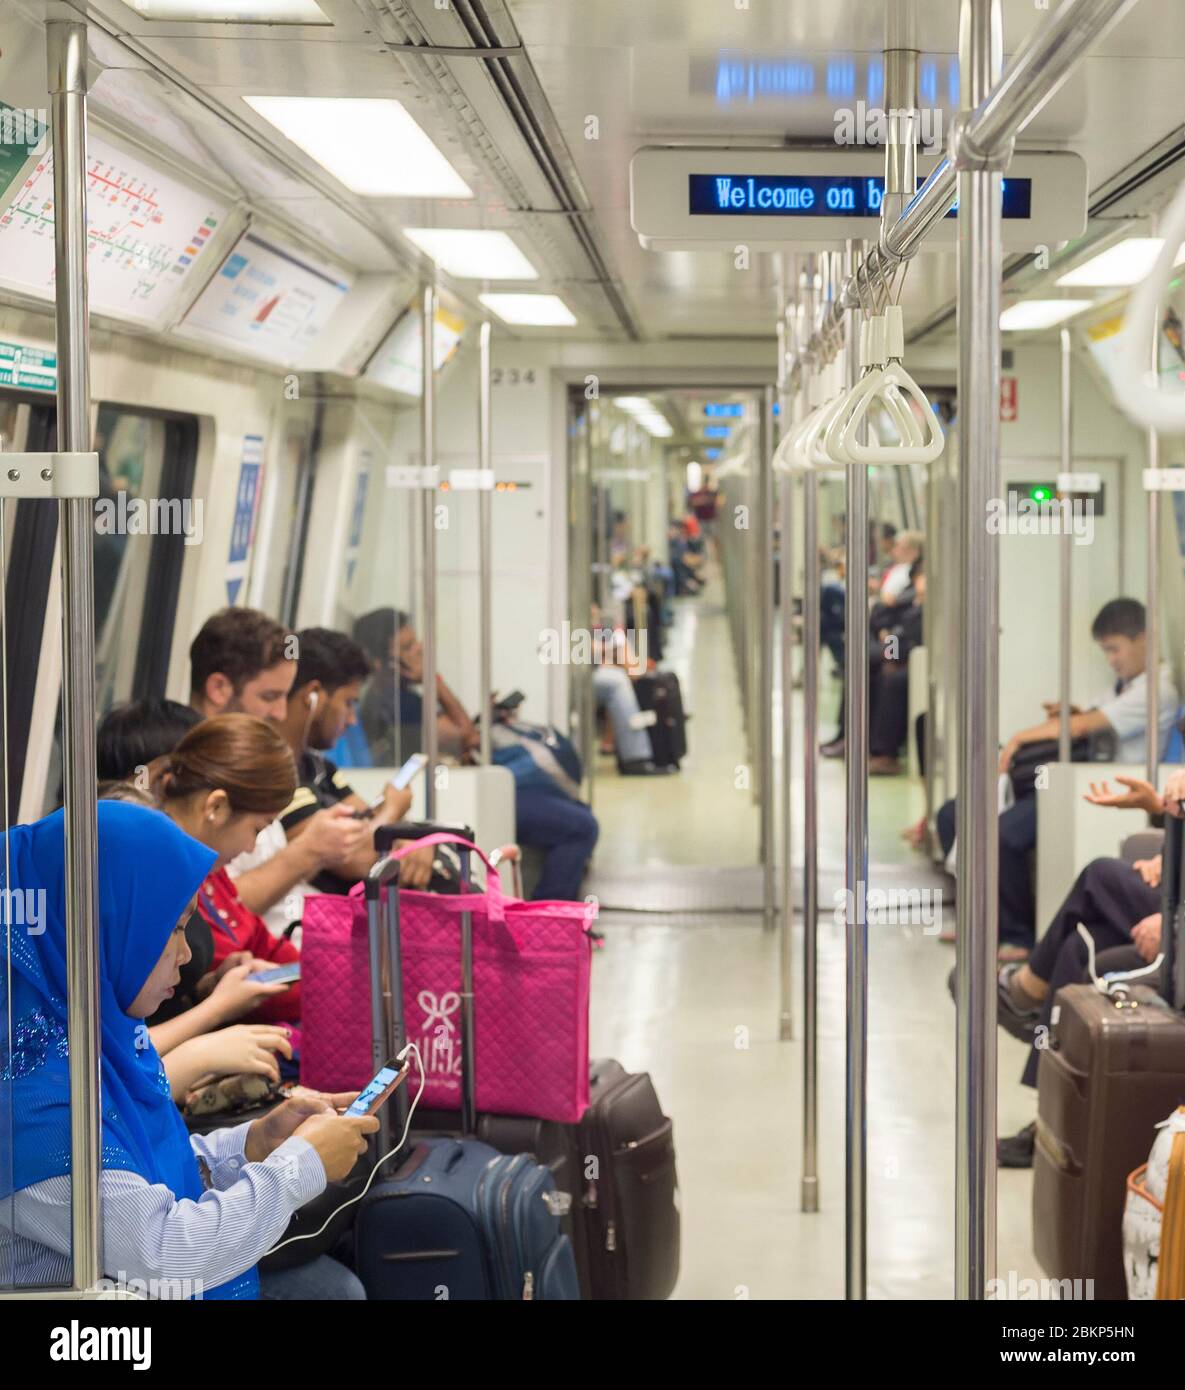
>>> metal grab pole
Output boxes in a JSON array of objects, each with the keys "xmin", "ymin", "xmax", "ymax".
[
  {"xmin": 478, "ymin": 321, "xmax": 493, "ymax": 766},
  {"xmin": 842, "ymin": 238, "xmax": 868, "ymax": 1301},
  {"xmin": 420, "ymin": 284, "xmax": 439, "ymax": 817},
  {"xmin": 1058, "ymin": 329, "xmax": 1073, "ymax": 763},
  {"xmin": 776, "ymin": 261, "xmax": 794, "ymax": 1036},
  {"xmin": 1146, "ymin": 309, "xmax": 1161, "ymax": 789},
  {"xmin": 48, "ymin": 18, "xmax": 102, "ymax": 1295},
  {"xmin": 799, "ymin": 255, "xmax": 821, "ymax": 1215},
  {"xmin": 955, "ymin": 0, "xmax": 1002, "ymax": 1301},
  {"xmin": 759, "ymin": 386, "xmax": 776, "ymax": 930}
]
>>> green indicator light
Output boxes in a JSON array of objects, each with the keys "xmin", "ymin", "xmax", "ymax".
[{"xmin": 1030, "ymin": 486, "xmax": 1051, "ymax": 502}]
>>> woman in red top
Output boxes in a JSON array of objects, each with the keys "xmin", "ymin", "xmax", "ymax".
[{"xmin": 150, "ymin": 714, "xmax": 303, "ymax": 1030}]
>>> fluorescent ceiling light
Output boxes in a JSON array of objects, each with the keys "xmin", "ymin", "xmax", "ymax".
[
  {"xmin": 1056, "ymin": 237, "xmax": 1185, "ymax": 288},
  {"xmin": 999, "ymin": 299, "xmax": 1093, "ymax": 331},
  {"xmin": 479, "ymin": 293, "xmax": 576, "ymax": 327},
  {"xmin": 613, "ymin": 396, "xmax": 651, "ymax": 411},
  {"xmin": 130, "ymin": 0, "xmax": 329, "ymax": 19},
  {"xmin": 402, "ymin": 229, "xmax": 538, "ymax": 280},
  {"xmin": 243, "ymin": 96, "xmax": 472, "ymax": 198}
]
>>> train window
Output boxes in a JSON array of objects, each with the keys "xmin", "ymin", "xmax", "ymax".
[
  {"xmin": 36, "ymin": 404, "xmax": 198, "ymax": 813},
  {"xmin": 248, "ymin": 426, "xmax": 316, "ymax": 628}
]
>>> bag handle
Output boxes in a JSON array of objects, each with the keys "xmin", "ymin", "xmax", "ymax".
[{"xmin": 385, "ymin": 831, "xmax": 507, "ymax": 925}]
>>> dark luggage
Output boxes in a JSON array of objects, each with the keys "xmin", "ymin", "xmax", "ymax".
[
  {"xmin": 578, "ymin": 1058, "xmax": 680, "ymax": 1300},
  {"xmin": 353, "ymin": 822, "xmax": 582, "ymax": 1300},
  {"xmin": 1032, "ymin": 815, "xmax": 1185, "ymax": 1299},
  {"xmin": 355, "ymin": 1138, "xmax": 581, "ymax": 1300},
  {"xmin": 634, "ymin": 671, "xmax": 688, "ymax": 769},
  {"xmin": 381, "ymin": 827, "xmax": 681, "ymax": 1300}
]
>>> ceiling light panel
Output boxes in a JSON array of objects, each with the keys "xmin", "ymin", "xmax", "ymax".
[
  {"xmin": 402, "ymin": 229, "xmax": 538, "ymax": 280},
  {"xmin": 1056, "ymin": 237, "xmax": 1185, "ymax": 287},
  {"xmin": 130, "ymin": 1, "xmax": 330, "ymax": 19},
  {"xmin": 999, "ymin": 299, "xmax": 1093, "ymax": 331},
  {"xmin": 243, "ymin": 97, "xmax": 472, "ymax": 198},
  {"xmin": 479, "ymin": 293, "xmax": 576, "ymax": 326}
]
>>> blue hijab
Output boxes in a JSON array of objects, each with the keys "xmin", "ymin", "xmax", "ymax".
[{"xmin": 1, "ymin": 801, "xmax": 257, "ymax": 1299}]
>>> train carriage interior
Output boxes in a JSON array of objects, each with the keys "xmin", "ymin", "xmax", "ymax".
[{"xmin": 3, "ymin": 0, "xmax": 1185, "ymax": 1322}]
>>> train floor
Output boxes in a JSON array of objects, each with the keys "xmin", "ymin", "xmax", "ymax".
[{"xmin": 586, "ymin": 570, "xmax": 1042, "ymax": 1299}]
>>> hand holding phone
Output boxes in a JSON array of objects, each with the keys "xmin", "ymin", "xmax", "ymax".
[{"xmin": 343, "ymin": 1060, "xmax": 410, "ymax": 1116}]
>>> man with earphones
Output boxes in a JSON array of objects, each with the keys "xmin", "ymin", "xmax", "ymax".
[
  {"xmin": 191, "ymin": 607, "xmax": 374, "ymax": 933},
  {"xmin": 229, "ymin": 627, "xmax": 435, "ymax": 938}
]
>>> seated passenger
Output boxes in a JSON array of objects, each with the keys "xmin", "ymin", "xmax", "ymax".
[
  {"xmin": 589, "ymin": 602, "xmax": 671, "ymax": 777},
  {"xmin": 397, "ymin": 611, "xmax": 600, "ymax": 895},
  {"xmin": 936, "ymin": 597, "xmax": 1178, "ymax": 959},
  {"xmin": 189, "ymin": 608, "xmax": 373, "ymax": 928},
  {"xmin": 150, "ymin": 715, "xmax": 306, "ymax": 1028},
  {"xmin": 868, "ymin": 564, "xmax": 925, "ymax": 776},
  {"xmin": 229, "ymin": 627, "xmax": 428, "ymax": 937},
  {"xmin": 0, "ymin": 801, "xmax": 376, "ymax": 1299}
]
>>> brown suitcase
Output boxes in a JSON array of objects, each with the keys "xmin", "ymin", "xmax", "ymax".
[{"xmin": 1033, "ymin": 982, "xmax": 1185, "ymax": 1299}]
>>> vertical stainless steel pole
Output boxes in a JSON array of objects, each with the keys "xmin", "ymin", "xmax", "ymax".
[
  {"xmin": 420, "ymin": 283, "xmax": 439, "ymax": 817},
  {"xmin": 478, "ymin": 321, "xmax": 493, "ymax": 766},
  {"xmin": 800, "ymin": 257, "xmax": 821, "ymax": 1215},
  {"xmin": 842, "ymin": 238, "xmax": 868, "ymax": 1301},
  {"xmin": 777, "ymin": 259, "xmax": 794, "ymax": 1036},
  {"xmin": 1058, "ymin": 329, "xmax": 1073, "ymax": 764},
  {"xmin": 955, "ymin": 0, "xmax": 1002, "ymax": 1302},
  {"xmin": 48, "ymin": 18, "xmax": 101, "ymax": 1295},
  {"xmin": 1146, "ymin": 310, "xmax": 1161, "ymax": 789},
  {"xmin": 760, "ymin": 385, "xmax": 777, "ymax": 930}
]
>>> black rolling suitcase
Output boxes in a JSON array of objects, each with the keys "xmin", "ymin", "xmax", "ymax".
[
  {"xmin": 376, "ymin": 822, "xmax": 682, "ymax": 1300},
  {"xmin": 351, "ymin": 829, "xmax": 581, "ymax": 1300},
  {"xmin": 634, "ymin": 670, "xmax": 688, "ymax": 769}
]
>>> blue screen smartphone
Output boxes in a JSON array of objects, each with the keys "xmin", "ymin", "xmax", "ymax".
[
  {"xmin": 344, "ymin": 1060, "xmax": 410, "ymax": 1116},
  {"xmin": 250, "ymin": 962, "xmax": 301, "ymax": 986}
]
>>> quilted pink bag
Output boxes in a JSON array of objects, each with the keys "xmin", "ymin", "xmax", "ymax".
[{"xmin": 300, "ymin": 833, "xmax": 594, "ymax": 1124}]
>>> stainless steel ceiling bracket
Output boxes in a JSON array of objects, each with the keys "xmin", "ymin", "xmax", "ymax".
[
  {"xmin": 947, "ymin": 110, "xmax": 1015, "ymax": 173},
  {"xmin": 0, "ymin": 452, "xmax": 100, "ymax": 499}
]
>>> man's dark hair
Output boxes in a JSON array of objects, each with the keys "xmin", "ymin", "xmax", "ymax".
[
  {"xmin": 97, "ymin": 698, "xmax": 202, "ymax": 782},
  {"xmin": 190, "ymin": 607, "xmax": 293, "ymax": 697},
  {"xmin": 1091, "ymin": 597, "xmax": 1146, "ymax": 641},
  {"xmin": 882, "ymin": 522, "xmax": 898, "ymax": 542},
  {"xmin": 294, "ymin": 627, "xmax": 372, "ymax": 694},
  {"xmin": 352, "ymin": 607, "xmax": 411, "ymax": 665}
]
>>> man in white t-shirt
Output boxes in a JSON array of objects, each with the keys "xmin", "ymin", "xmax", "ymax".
[{"xmin": 936, "ymin": 597, "xmax": 1179, "ymax": 959}]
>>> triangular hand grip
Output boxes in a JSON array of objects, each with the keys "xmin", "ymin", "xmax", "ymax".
[
  {"xmin": 823, "ymin": 370, "xmax": 880, "ymax": 464},
  {"xmin": 844, "ymin": 363, "xmax": 945, "ymax": 464}
]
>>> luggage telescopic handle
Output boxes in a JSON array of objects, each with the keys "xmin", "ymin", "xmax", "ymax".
[
  {"xmin": 364, "ymin": 855, "xmax": 401, "ymax": 900},
  {"xmin": 374, "ymin": 820, "xmax": 474, "ymax": 853},
  {"xmin": 1162, "ymin": 814, "xmax": 1184, "ymax": 1011}
]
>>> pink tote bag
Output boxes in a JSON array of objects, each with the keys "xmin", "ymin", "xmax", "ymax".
[{"xmin": 300, "ymin": 834, "xmax": 594, "ymax": 1125}]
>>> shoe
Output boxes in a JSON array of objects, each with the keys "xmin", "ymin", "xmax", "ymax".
[
  {"xmin": 868, "ymin": 755, "xmax": 901, "ymax": 776},
  {"xmin": 998, "ymin": 1121, "xmax": 1036, "ymax": 1169},
  {"xmin": 820, "ymin": 740, "xmax": 845, "ymax": 759},
  {"xmin": 618, "ymin": 760, "xmax": 676, "ymax": 776},
  {"xmin": 997, "ymin": 962, "xmax": 1041, "ymax": 1044}
]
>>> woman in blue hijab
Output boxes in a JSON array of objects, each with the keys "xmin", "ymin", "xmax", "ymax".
[{"xmin": 1, "ymin": 801, "xmax": 376, "ymax": 1299}]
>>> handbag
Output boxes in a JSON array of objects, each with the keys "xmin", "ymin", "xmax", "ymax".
[
  {"xmin": 300, "ymin": 833, "xmax": 594, "ymax": 1125},
  {"xmin": 1007, "ymin": 730, "xmax": 1117, "ymax": 800},
  {"xmin": 1124, "ymin": 1106, "xmax": 1185, "ymax": 1299},
  {"xmin": 490, "ymin": 719, "xmax": 583, "ymax": 797}
]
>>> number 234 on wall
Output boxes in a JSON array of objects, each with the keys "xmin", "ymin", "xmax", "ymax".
[{"xmin": 492, "ymin": 367, "xmax": 537, "ymax": 385}]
